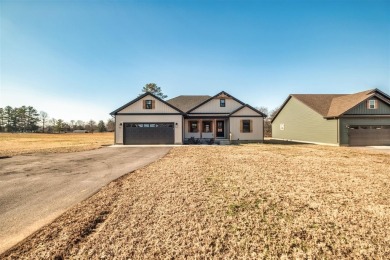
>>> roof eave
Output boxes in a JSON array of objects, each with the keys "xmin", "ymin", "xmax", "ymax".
[
  {"xmin": 187, "ymin": 91, "xmax": 245, "ymax": 113},
  {"xmin": 110, "ymin": 92, "xmax": 184, "ymax": 115}
]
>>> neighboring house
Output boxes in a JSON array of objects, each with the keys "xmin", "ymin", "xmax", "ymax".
[
  {"xmin": 271, "ymin": 89, "xmax": 390, "ymax": 146},
  {"xmin": 110, "ymin": 91, "xmax": 266, "ymax": 145}
]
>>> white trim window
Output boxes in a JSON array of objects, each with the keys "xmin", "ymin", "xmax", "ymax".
[
  {"xmin": 189, "ymin": 121, "xmax": 198, "ymax": 132},
  {"xmin": 368, "ymin": 99, "xmax": 377, "ymax": 109}
]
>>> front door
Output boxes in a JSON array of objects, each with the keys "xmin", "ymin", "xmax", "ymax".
[{"xmin": 216, "ymin": 120, "xmax": 225, "ymax": 138}]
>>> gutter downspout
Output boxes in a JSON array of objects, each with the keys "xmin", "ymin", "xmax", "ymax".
[
  {"xmin": 182, "ymin": 116, "xmax": 185, "ymax": 144},
  {"xmin": 111, "ymin": 114, "xmax": 116, "ymax": 145},
  {"xmin": 263, "ymin": 117, "xmax": 265, "ymax": 142},
  {"xmin": 337, "ymin": 117, "xmax": 339, "ymax": 145}
]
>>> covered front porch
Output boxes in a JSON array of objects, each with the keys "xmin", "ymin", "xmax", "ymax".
[{"xmin": 184, "ymin": 117, "xmax": 230, "ymax": 144}]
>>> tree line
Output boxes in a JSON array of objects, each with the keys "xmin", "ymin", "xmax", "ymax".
[{"xmin": 0, "ymin": 105, "xmax": 114, "ymax": 133}]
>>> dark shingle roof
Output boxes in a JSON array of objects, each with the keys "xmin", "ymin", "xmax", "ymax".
[{"xmin": 167, "ymin": 95, "xmax": 211, "ymax": 112}]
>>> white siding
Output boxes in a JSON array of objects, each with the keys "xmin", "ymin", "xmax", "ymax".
[
  {"xmin": 229, "ymin": 117, "xmax": 264, "ymax": 141},
  {"xmin": 191, "ymin": 98, "xmax": 242, "ymax": 113},
  {"xmin": 115, "ymin": 115, "xmax": 183, "ymax": 144},
  {"xmin": 119, "ymin": 95, "xmax": 178, "ymax": 113},
  {"xmin": 231, "ymin": 106, "xmax": 260, "ymax": 116}
]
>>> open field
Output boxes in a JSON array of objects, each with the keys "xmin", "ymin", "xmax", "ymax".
[
  {"xmin": 0, "ymin": 133, "xmax": 114, "ymax": 157},
  {"xmin": 2, "ymin": 144, "xmax": 390, "ymax": 258}
]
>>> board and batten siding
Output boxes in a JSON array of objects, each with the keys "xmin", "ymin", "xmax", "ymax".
[
  {"xmin": 272, "ymin": 97, "xmax": 338, "ymax": 144},
  {"xmin": 191, "ymin": 98, "xmax": 242, "ymax": 113},
  {"xmin": 118, "ymin": 95, "xmax": 179, "ymax": 114},
  {"xmin": 231, "ymin": 106, "xmax": 260, "ymax": 116},
  {"xmin": 339, "ymin": 117, "xmax": 390, "ymax": 145},
  {"xmin": 114, "ymin": 114, "xmax": 183, "ymax": 144},
  {"xmin": 230, "ymin": 117, "xmax": 264, "ymax": 141},
  {"xmin": 345, "ymin": 97, "xmax": 390, "ymax": 115}
]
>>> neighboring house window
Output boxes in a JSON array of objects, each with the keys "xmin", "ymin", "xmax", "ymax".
[
  {"xmin": 241, "ymin": 120, "xmax": 252, "ymax": 133},
  {"xmin": 202, "ymin": 121, "xmax": 212, "ymax": 132},
  {"xmin": 220, "ymin": 99, "xmax": 226, "ymax": 107},
  {"xmin": 144, "ymin": 100, "xmax": 153, "ymax": 109},
  {"xmin": 189, "ymin": 121, "xmax": 198, "ymax": 132},
  {"xmin": 368, "ymin": 99, "xmax": 377, "ymax": 109}
]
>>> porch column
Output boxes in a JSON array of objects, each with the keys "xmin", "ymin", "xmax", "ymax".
[{"xmin": 199, "ymin": 119, "xmax": 201, "ymax": 138}]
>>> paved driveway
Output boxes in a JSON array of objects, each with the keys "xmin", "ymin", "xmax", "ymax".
[
  {"xmin": 351, "ymin": 146, "xmax": 390, "ymax": 154},
  {"xmin": 0, "ymin": 147, "xmax": 171, "ymax": 254}
]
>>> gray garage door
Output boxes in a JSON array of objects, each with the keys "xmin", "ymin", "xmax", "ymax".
[
  {"xmin": 124, "ymin": 123, "xmax": 174, "ymax": 145},
  {"xmin": 349, "ymin": 126, "xmax": 390, "ymax": 146}
]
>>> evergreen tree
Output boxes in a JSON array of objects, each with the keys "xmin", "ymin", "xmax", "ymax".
[
  {"xmin": 141, "ymin": 83, "xmax": 168, "ymax": 99},
  {"xmin": 97, "ymin": 120, "xmax": 107, "ymax": 132}
]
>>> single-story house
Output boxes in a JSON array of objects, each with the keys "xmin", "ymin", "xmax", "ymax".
[
  {"xmin": 271, "ymin": 88, "xmax": 390, "ymax": 146},
  {"xmin": 110, "ymin": 91, "xmax": 266, "ymax": 145}
]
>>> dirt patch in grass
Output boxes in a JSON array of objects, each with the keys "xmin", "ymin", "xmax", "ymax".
[
  {"xmin": 0, "ymin": 133, "xmax": 114, "ymax": 157},
  {"xmin": 2, "ymin": 144, "xmax": 390, "ymax": 258}
]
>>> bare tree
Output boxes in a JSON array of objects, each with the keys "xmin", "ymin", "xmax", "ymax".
[
  {"xmin": 40, "ymin": 111, "xmax": 48, "ymax": 133},
  {"xmin": 264, "ymin": 106, "xmax": 281, "ymax": 138},
  {"xmin": 269, "ymin": 106, "xmax": 281, "ymax": 119},
  {"xmin": 106, "ymin": 118, "xmax": 115, "ymax": 132},
  {"xmin": 48, "ymin": 118, "xmax": 57, "ymax": 133},
  {"xmin": 70, "ymin": 120, "xmax": 75, "ymax": 131},
  {"xmin": 76, "ymin": 120, "xmax": 85, "ymax": 130},
  {"xmin": 86, "ymin": 120, "xmax": 97, "ymax": 133},
  {"xmin": 257, "ymin": 106, "xmax": 269, "ymax": 117}
]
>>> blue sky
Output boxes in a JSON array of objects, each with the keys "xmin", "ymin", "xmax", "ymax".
[{"xmin": 1, "ymin": 0, "xmax": 389, "ymax": 121}]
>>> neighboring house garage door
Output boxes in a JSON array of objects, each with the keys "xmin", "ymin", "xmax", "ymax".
[
  {"xmin": 349, "ymin": 126, "xmax": 390, "ymax": 146},
  {"xmin": 124, "ymin": 123, "xmax": 174, "ymax": 145}
]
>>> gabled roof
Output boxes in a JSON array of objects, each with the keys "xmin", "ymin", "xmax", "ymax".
[
  {"xmin": 110, "ymin": 92, "xmax": 184, "ymax": 115},
  {"xmin": 111, "ymin": 90, "xmax": 267, "ymax": 117},
  {"xmin": 230, "ymin": 104, "xmax": 267, "ymax": 117},
  {"xmin": 187, "ymin": 91, "xmax": 246, "ymax": 113},
  {"xmin": 326, "ymin": 89, "xmax": 390, "ymax": 117},
  {"xmin": 166, "ymin": 95, "xmax": 211, "ymax": 113},
  {"xmin": 292, "ymin": 94, "xmax": 345, "ymax": 116},
  {"xmin": 271, "ymin": 88, "xmax": 390, "ymax": 123}
]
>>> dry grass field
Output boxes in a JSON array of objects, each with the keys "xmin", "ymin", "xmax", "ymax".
[
  {"xmin": 2, "ymin": 144, "xmax": 390, "ymax": 259},
  {"xmin": 0, "ymin": 133, "xmax": 114, "ymax": 157}
]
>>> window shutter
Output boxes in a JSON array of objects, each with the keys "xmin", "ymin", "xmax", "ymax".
[
  {"xmin": 366, "ymin": 100, "xmax": 370, "ymax": 109},
  {"xmin": 152, "ymin": 100, "xmax": 155, "ymax": 109},
  {"xmin": 250, "ymin": 120, "xmax": 253, "ymax": 132},
  {"xmin": 240, "ymin": 120, "xmax": 243, "ymax": 133},
  {"xmin": 375, "ymin": 100, "xmax": 378, "ymax": 109},
  {"xmin": 143, "ymin": 100, "xmax": 146, "ymax": 109}
]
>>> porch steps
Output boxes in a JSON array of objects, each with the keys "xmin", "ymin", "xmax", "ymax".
[{"xmin": 218, "ymin": 139, "xmax": 231, "ymax": 145}]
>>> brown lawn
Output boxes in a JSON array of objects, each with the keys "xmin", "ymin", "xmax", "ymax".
[
  {"xmin": 2, "ymin": 144, "xmax": 390, "ymax": 259},
  {"xmin": 0, "ymin": 132, "xmax": 114, "ymax": 157}
]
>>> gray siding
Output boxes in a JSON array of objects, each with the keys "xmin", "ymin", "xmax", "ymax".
[
  {"xmin": 345, "ymin": 98, "xmax": 390, "ymax": 115},
  {"xmin": 272, "ymin": 97, "xmax": 338, "ymax": 144},
  {"xmin": 339, "ymin": 117, "xmax": 390, "ymax": 145}
]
